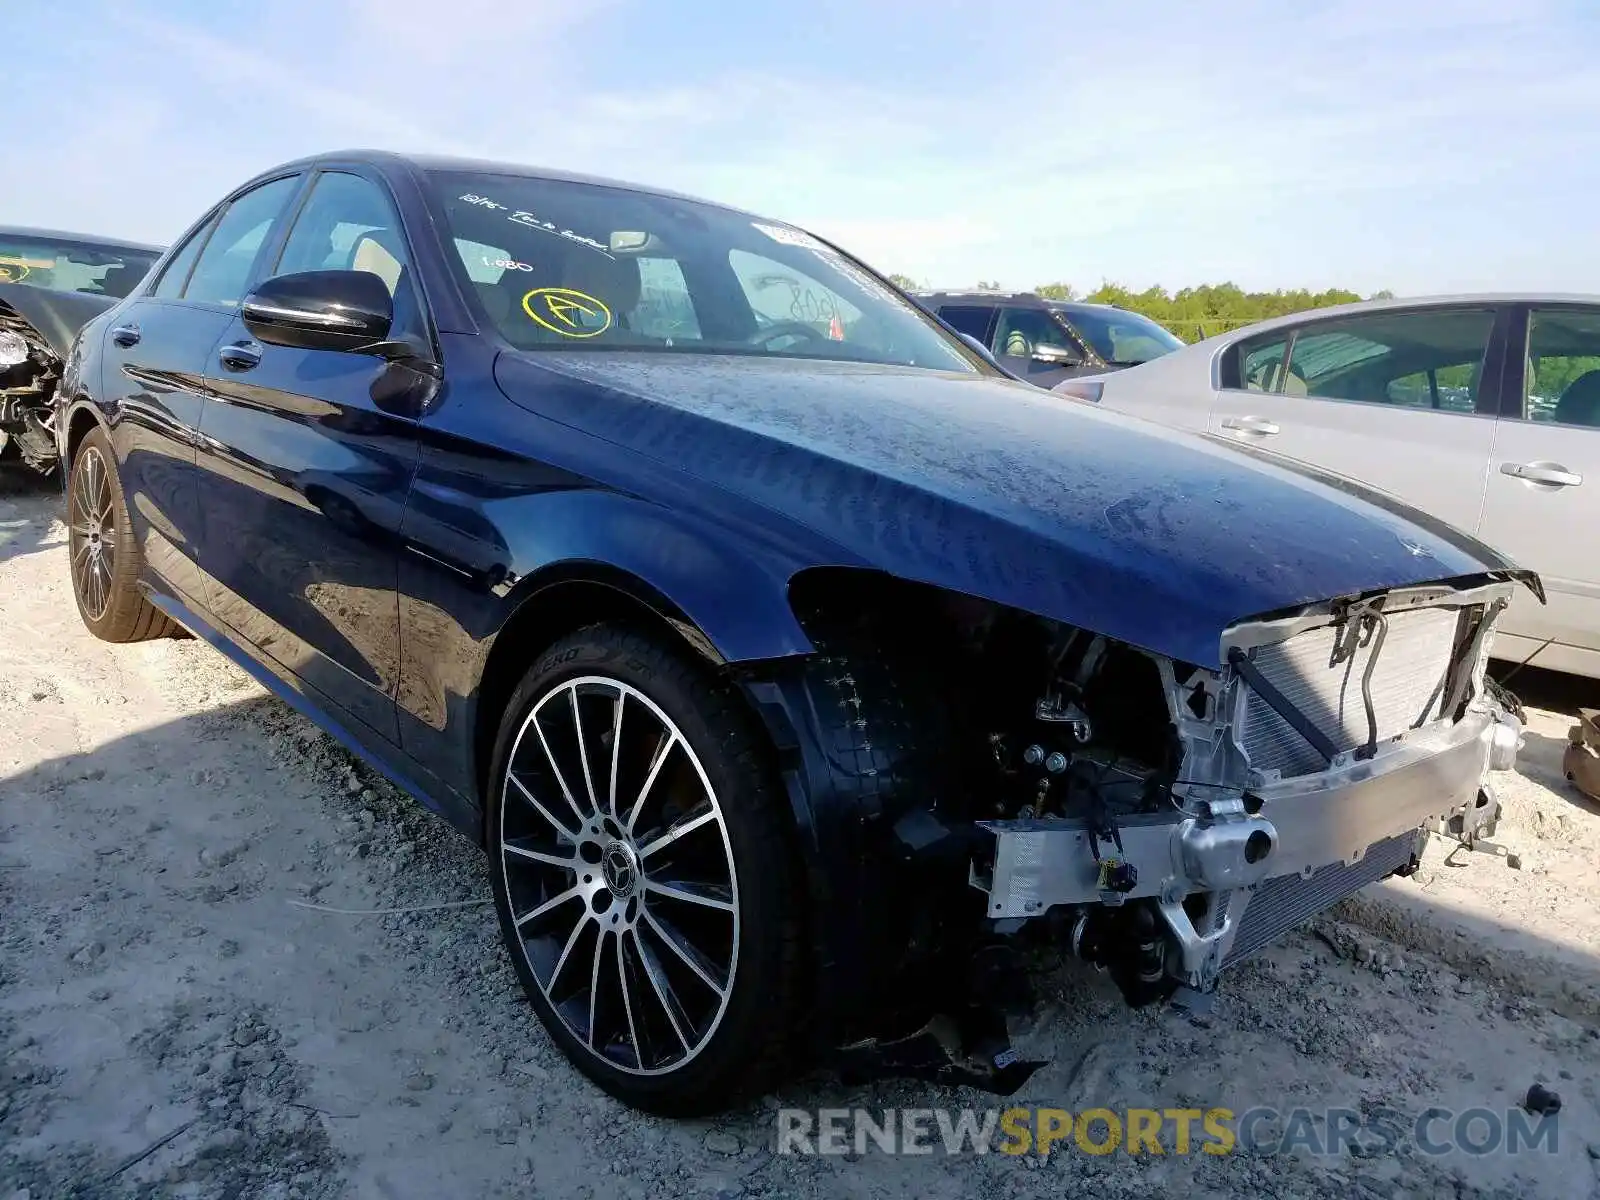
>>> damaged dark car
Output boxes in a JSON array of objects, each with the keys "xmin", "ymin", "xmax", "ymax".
[
  {"xmin": 0, "ymin": 227, "xmax": 161, "ymax": 473},
  {"xmin": 58, "ymin": 151, "xmax": 1534, "ymax": 1115}
]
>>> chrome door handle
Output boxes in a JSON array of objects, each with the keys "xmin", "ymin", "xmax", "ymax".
[
  {"xmin": 1499, "ymin": 461, "xmax": 1582, "ymax": 487},
  {"xmin": 218, "ymin": 340, "xmax": 262, "ymax": 371},
  {"xmin": 111, "ymin": 324, "xmax": 141, "ymax": 347},
  {"xmin": 1221, "ymin": 415, "xmax": 1281, "ymax": 436}
]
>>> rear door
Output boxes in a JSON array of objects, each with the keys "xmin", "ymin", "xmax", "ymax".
[
  {"xmin": 1207, "ymin": 306, "xmax": 1504, "ymax": 536},
  {"xmin": 934, "ymin": 303, "xmax": 997, "ymax": 346},
  {"xmin": 193, "ymin": 168, "xmax": 425, "ymax": 742},
  {"xmin": 1478, "ymin": 304, "xmax": 1600, "ymax": 673},
  {"xmin": 98, "ymin": 178, "xmax": 302, "ymax": 609}
]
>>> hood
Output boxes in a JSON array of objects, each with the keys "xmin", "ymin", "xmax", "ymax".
[
  {"xmin": 0, "ymin": 282, "xmax": 117, "ymax": 359},
  {"xmin": 495, "ymin": 352, "xmax": 1530, "ymax": 667}
]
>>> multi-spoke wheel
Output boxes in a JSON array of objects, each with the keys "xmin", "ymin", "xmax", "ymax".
[
  {"xmin": 487, "ymin": 627, "xmax": 802, "ymax": 1114},
  {"xmin": 67, "ymin": 427, "xmax": 176, "ymax": 642},
  {"xmin": 70, "ymin": 442, "xmax": 117, "ymax": 621}
]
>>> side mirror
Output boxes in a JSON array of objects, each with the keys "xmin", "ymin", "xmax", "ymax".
[
  {"xmin": 1030, "ymin": 342, "xmax": 1080, "ymax": 366},
  {"xmin": 242, "ymin": 269, "xmax": 393, "ymax": 353}
]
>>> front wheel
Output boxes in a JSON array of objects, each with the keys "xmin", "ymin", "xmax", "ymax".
[
  {"xmin": 67, "ymin": 427, "xmax": 177, "ymax": 642},
  {"xmin": 486, "ymin": 626, "xmax": 804, "ymax": 1114}
]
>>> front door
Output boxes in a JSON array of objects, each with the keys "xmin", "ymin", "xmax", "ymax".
[
  {"xmin": 1479, "ymin": 304, "xmax": 1600, "ymax": 672},
  {"xmin": 1207, "ymin": 306, "xmax": 1503, "ymax": 538},
  {"xmin": 192, "ymin": 169, "xmax": 424, "ymax": 741}
]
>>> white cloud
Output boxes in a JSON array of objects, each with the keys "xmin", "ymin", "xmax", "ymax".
[{"xmin": 7, "ymin": 0, "xmax": 1600, "ymax": 294}]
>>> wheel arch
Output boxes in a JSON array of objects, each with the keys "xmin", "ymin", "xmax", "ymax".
[
  {"xmin": 471, "ymin": 563, "xmax": 741, "ymax": 820},
  {"xmin": 63, "ymin": 401, "xmax": 105, "ymax": 470}
]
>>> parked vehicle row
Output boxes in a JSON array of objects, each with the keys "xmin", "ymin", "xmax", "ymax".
[
  {"xmin": 1058, "ymin": 296, "xmax": 1600, "ymax": 680},
  {"xmin": 44, "ymin": 151, "xmax": 1531, "ymax": 1114}
]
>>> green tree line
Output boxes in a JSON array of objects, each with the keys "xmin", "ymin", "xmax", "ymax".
[{"xmin": 887, "ymin": 275, "xmax": 1395, "ymax": 343}]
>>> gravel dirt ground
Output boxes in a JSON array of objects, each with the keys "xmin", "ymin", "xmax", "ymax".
[{"xmin": 3, "ymin": 473, "xmax": 1600, "ymax": 1199}]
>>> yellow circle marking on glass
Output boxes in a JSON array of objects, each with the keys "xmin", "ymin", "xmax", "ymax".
[
  {"xmin": 522, "ymin": 287, "xmax": 612, "ymax": 339},
  {"xmin": 0, "ymin": 262, "xmax": 31, "ymax": 284}
]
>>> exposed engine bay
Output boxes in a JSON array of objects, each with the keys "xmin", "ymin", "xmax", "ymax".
[
  {"xmin": 970, "ymin": 578, "xmax": 1516, "ymax": 981},
  {"xmin": 0, "ymin": 303, "xmax": 66, "ymax": 473},
  {"xmin": 817, "ymin": 572, "xmax": 1528, "ymax": 1090}
]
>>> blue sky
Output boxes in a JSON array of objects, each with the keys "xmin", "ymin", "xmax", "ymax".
[{"xmin": 8, "ymin": 0, "xmax": 1599, "ymax": 296}]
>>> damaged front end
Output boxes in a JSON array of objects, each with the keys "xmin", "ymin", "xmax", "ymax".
[
  {"xmin": 0, "ymin": 282, "xmax": 120, "ymax": 475},
  {"xmin": 0, "ymin": 309, "xmax": 63, "ymax": 473},
  {"xmin": 969, "ymin": 577, "xmax": 1520, "ymax": 1005},
  {"xmin": 780, "ymin": 571, "xmax": 1527, "ymax": 1094}
]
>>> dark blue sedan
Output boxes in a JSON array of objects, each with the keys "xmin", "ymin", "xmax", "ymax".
[{"xmin": 57, "ymin": 151, "xmax": 1534, "ymax": 1113}]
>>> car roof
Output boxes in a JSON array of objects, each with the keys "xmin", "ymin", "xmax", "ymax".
[
  {"xmin": 914, "ymin": 289, "xmax": 1037, "ymax": 303},
  {"xmin": 0, "ymin": 225, "xmax": 163, "ymax": 255},
  {"xmin": 257, "ymin": 149, "xmax": 761, "ymax": 220},
  {"xmin": 1201, "ymin": 292, "xmax": 1600, "ymax": 344},
  {"xmin": 1048, "ymin": 300, "xmax": 1137, "ymax": 316}
]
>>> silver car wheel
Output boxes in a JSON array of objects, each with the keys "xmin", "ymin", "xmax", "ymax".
[
  {"xmin": 70, "ymin": 445, "xmax": 117, "ymax": 621},
  {"xmin": 498, "ymin": 675, "xmax": 740, "ymax": 1076}
]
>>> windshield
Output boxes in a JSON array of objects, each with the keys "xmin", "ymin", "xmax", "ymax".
[
  {"xmin": 1055, "ymin": 305, "xmax": 1183, "ymax": 365},
  {"xmin": 428, "ymin": 171, "xmax": 980, "ymax": 372},
  {"xmin": 0, "ymin": 235, "xmax": 160, "ymax": 298}
]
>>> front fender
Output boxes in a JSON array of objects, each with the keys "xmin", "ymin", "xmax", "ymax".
[
  {"xmin": 393, "ymin": 443, "xmax": 844, "ymax": 799},
  {"xmin": 493, "ymin": 489, "xmax": 818, "ymax": 663}
]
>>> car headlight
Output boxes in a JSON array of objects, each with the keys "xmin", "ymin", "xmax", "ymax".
[{"xmin": 0, "ymin": 330, "xmax": 29, "ymax": 367}]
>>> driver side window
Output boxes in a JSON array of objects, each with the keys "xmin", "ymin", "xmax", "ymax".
[
  {"xmin": 272, "ymin": 171, "xmax": 424, "ymax": 341},
  {"xmin": 992, "ymin": 308, "xmax": 1078, "ymax": 360}
]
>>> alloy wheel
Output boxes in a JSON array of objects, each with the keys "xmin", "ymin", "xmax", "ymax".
[
  {"xmin": 70, "ymin": 446, "xmax": 117, "ymax": 621},
  {"xmin": 498, "ymin": 676, "xmax": 740, "ymax": 1075}
]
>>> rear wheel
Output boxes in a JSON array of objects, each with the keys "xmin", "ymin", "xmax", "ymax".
[
  {"xmin": 486, "ymin": 625, "xmax": 803, "ymax": 1114},
  {"xmin": 68, "ymin": 427, "xmax": 176, "ymax": 642}
]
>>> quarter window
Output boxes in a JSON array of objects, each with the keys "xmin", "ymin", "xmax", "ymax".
[
  {"xmin": 1237, "ymin": 334, "xmax": 1290, "ymax": 391},
  {"xmin": 152, "ymin": 215, "xmax": 217, "ymax": 300},
  {"xmin": 1523, "ymin": 308, "xmax": 1600, "ymax": 428},
  {"xmin": 182, "ymin": 176, "xmax": 300, "ymax": 307}
]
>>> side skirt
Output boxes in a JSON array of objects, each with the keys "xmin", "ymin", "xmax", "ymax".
[{"xmin": 142, "ymin": 584, "xmax": 484, "ymax": 843}]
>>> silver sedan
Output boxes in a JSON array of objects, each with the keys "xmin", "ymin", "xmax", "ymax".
[{"xmin": 1055, "ymin": 294, "xmax": 1600, "ymax": 680}]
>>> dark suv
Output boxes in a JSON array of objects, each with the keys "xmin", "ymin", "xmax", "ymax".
[{"xmin": 916, "ymin": 290, "xmax": 1183, "ymax": 388}]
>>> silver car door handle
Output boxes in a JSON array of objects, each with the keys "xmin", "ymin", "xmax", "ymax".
[
  {"xmin": 1221, "ymin": 415, "xmax": 1280, "ymax": 436},
  {"xmin": 218, "ymin": 340, "xmax": 263, "ymax": 371},
  {"xmin": 1499, "ymin": 461, "xmax": 1582, "ymax": 487}
]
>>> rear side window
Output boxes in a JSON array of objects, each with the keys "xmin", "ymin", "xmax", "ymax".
[
  {"xmin": 182, "ymin": 176, "xmax": 300, "ymax": 307},
  {"xmin": 1234, "ymin": 310, "xmax": 1494, "ymax": 412},
  {"xmin": 1283, "ymin": 310, "xmax": 1493, "ymax": 412},
  {"xmin": 937, "ymin": 304, "xmax": 996, "ymax": 341}
]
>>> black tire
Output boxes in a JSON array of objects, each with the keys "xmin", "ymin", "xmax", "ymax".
[
  {"xmin": 486, "ymin": 625, "xmax": 803, "ymax": 1114},
  {"xmin": 67, "ymin": 427, "xmax": 177, "ymax": 642}
]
